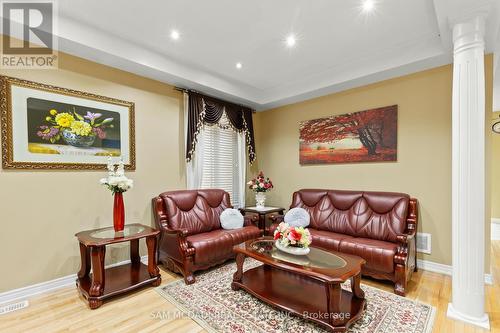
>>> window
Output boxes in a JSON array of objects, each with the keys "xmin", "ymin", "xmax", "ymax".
[
  {"xmin": 199, "ymin": 124, "xmax": 245, "ymax": 207},
  {"xmin": 186, "ymin": 109, "xmax": 246, "ymax": 208}
]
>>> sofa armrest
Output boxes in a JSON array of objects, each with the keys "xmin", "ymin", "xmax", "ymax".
[
  {"xmin": 161, "ymin": 228, "xmax": 195, "ymax": 258},
  {"xmin": 396, "ymin": 229, "xmax": 416, "ymax": 245},
  {"xmin": 400, "ymin": 198, "xmax": 418, "ymax": 245},
  {"xmin": 152, "ymin": 197, "xmax": 195, "ymax": 261},
  {"xmin": 395, "ymin": 198, "xmax": 418, "ymax": 265}
]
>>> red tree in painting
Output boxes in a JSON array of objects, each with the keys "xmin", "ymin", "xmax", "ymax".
[{"xmin": 300, "ymin": 105, "xmax": 397, "ymax": 156}]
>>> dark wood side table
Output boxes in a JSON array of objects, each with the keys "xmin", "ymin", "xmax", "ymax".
[
  {"xmin": 75, "ymin": 223, "xmax": 161, "ymax": 309},
  {"xmin": 239, "ymin": 206, "xmax": 285, "ymax": 236}
]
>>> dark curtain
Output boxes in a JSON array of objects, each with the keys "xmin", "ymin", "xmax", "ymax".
[{"xmin": 186, "ymin": 91, "xmax": 256, "ymax": 164}]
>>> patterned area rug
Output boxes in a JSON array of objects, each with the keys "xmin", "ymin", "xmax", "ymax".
[{"xmin": 155, "ymin": 259, "xmax": 435, "ymax": 333}]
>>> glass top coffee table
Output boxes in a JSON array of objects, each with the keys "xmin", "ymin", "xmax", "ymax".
[{"xmin": 232, "ymin": 237, "xmax": 366, "ymax": 332}]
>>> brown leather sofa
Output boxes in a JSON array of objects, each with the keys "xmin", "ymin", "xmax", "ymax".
[
  {"xmin": 270, "ymin": 189, "xmax": 418, "ymax": 296},
  {"xmin": 152, "ymin": 189, "xmax": 262, "ymax": 284}
]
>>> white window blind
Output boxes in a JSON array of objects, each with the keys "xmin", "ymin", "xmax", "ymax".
[{"xmin": 198, "ymin": 115, "xmax": 246, "ymax": 207}]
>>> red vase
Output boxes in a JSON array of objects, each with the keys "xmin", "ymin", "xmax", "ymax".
[{"xmin": 113, "ymin": 192, "xmax": 125, "ymax": 232}]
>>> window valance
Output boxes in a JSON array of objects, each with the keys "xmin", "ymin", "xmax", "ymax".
[{"xmin": 186, "ymin": 91, "xmax": 256, "ymax": 164}]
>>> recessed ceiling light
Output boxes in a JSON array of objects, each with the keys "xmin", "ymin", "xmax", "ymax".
[
  {"xmin": 285, "ymin": 34, "xmax": 296, "ymax": 48},
  {"xmin": 362, "ymin": 0, "xmax": 375, "ymax": 12},
  {"xmin": 170, "ymin": 30, "xmax": 180, "ymax": 40},
  {"xmin": 236, "ymin": 62, "xmax": 243, "ymax": 69}
]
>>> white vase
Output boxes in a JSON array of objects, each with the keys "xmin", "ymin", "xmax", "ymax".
[
  {"xmin": 255, "ymin": 192, "xmax": 266, "ymax": 209},
  {"xmin": 275, "ymin": 240, "xmax": 310, "ymax": 256}
]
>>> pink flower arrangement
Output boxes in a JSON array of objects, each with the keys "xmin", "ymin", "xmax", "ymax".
[
  {"xmin": 247, "ymin": 171, "xmax": 273, "ymax": 193},
  {"xmin": 273, "ymin": 222, "xmax": 312, "ymax": 248}
]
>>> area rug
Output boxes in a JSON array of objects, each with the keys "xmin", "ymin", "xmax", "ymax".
[{"xmin": 155, "ymin": 259, "xmax": 435, "ymax": 333}]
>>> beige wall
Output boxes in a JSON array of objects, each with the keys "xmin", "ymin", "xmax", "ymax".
[
  {"xmin": 253, "ymin": 56, "xmax": 494, "ymax": 266},
  {"xmin": 0, "ymin": 53, "xmax": 186, "ymax": 292},
  {"xmin": 492, "ymin": 111, "xmax": 500, "ymax": 219},
  {"xmin": 0, "ymin": 47, "xmax": 493, "ymax": 291}
]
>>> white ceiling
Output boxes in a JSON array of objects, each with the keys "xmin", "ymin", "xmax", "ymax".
[{"xmin": 7, "ymin": 0, "xmax": 500, "ymax": 110}]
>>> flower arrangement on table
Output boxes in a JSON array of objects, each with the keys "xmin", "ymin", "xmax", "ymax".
[
  {"xmin": 100, "ymin": 157, "xmax": 133, "ymax": 232},
  {"xmin": 274, "ymin": 222, "xmax": 312, "ymax": 248},
  {"xmin": 247, "ymin": 171, "xmax": 273, "ymax": 192},
  {"xmin": 247, "ymin": 171, "xmax": 273, "ymax": 209},
  {"xmin": 100, "ymin": 158, "xmax": 134, "ymax": 193},
  {"xmin": 36, "ymin": 107, "xmax": 114, "ymax": 147}
]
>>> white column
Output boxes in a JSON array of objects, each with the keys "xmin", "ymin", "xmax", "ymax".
[{"xmin": 447, "ymin": 15, "xmax": 490, "ymax": 330}]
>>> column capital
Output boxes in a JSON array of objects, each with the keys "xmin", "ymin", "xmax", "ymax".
[{"xmin": 451, "ymin": 15, "xmax": 486, "ymax": 54}]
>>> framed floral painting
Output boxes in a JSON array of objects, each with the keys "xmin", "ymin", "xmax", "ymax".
[{"xmin": 0, "ymin": 76, "xmax": 135, "ymax": 170}]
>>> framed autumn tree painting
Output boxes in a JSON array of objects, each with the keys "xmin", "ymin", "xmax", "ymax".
[{"xmin": 299, "ymin": 105, "xmax": 397, "ymax": 164}]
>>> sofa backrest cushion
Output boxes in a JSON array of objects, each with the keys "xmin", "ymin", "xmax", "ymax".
[
  {"xmin": 290, "ymin": 189, "xmax": 409, "ymax": 242},
  {"xmin": 354, "ymin": 191, "xmax": 410, "ymax": 242},
  {"xmin": 290, "ymin": 190, "xmax": 361, "ymax": 236},
  {"xmin": 159, "ymin": 189, "xmax": 231, "ymax": 235}
]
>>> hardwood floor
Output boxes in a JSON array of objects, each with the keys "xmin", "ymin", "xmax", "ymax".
[{"xmin": 1, "ymin": 242, "xmax": 500, "ymax": 332}]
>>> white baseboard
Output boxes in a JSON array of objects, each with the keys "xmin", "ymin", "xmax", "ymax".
[
  {"xmin": 417, "ymin": 259, "xmax": 493, "ymax": 285},
  {"xmin": 0, "ymin": 274, "xmax": 76, "ymax": 307},
  {"xmin": 0, "ymin": 255, "xmax": 148, "ymax": 305},
  {"xmin": 492, "ymin": 219, "xmax": 500, "ymax": 240}
]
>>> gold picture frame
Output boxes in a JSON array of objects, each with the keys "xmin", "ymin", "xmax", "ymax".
[{"xmin": 0, "ymin": 76, "xmax": 135, "ymax": 170}]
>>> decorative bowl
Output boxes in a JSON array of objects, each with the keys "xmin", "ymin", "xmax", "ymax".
[
  {"xmin": 275, "ymin": 240, "xmax": 310, "ymax": 256},
  {"xmin": 62, "ymin": 129, "xmax": 96, "ymax": 148}
]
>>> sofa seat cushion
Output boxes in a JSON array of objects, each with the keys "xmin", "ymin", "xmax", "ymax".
[
  {"xmin": 186, "ymin": 230, "xmax": 234, "ymax": 265},
  {"xmin": 339, "ymin": 237, "xmax": 397, "ymax": 273},
  {"xmin": 224, "ymin": 225, "xmax": 262, "ymax": 245},
  {"xmin": 309, "ymin": 229, "xmax": 354, "ymax": 252}
]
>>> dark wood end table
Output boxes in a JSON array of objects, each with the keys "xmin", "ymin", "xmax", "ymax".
[
  {"xmin": 239, "ymin": 206, "xmax": 285, "ymax": 235},
  {"xmin": 232, "ymin": 237, "xmax": 366, "ymax": 332},
  {"xmin": 75, "ymin": 223, "xmax": 161, "ymax": 309}
]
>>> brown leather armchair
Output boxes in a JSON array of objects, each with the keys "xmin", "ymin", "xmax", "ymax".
[
  {"xmin": 270, "ymin": 189, "xmax": 418, "ymax": 296},
  {"xmin": 152, "ymin": 189, "xmax": 261, "ymax": 284}
]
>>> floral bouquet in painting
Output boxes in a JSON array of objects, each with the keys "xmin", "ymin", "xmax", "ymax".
[
  {"xmin": 100, "ymin": 158, "xmax": 133, "ymax": 193},
  {"xmin": 247, "ymin": 171, "xmax": 273, "ymax": 193},
  {"xmin": 36, "ymin": 107, "xmax": 114, "ymax": 148},
  {"xmin": 274, "ymin": 222, "xmax": 312, "ymax": 249}
]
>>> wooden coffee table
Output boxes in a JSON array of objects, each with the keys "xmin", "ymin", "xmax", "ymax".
[{"xmin": 231, "ymin": 237, "xmax": 366, "ymax": 332}]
